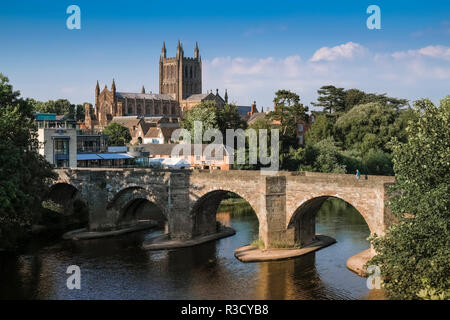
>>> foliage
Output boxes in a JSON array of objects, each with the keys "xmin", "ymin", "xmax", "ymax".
[
  {"xmin": 29, "ymin": 98, "xmax": 85, "ymax": 121},
  {"xmin": 312, "ymin": 85, "xmax": 346, "ymax": 113},
  {"xmin": 313, "ymin": 85, "xmax": 408, "ymax": 113},
  {"xmin": 103, "ymin": 122, "xmax": 132, "ymax": 146},
  {"xmin": 310, "ymin": 137, "xmax": 346, "ymax": 173},
  {"xmin": 335, "ymin": 102, "xmax": 399, "ymax": 153},
  {"xmin": 181, "ymin": 101, "xmax": 246, "ymax": 144},
  {"xmin": 304, "ymin": 113, "xmax": 336, "ymax": 145},
  {"xmin": 0, "ymin": 74, "xmax": 56, "ymax": 250},
  {"xmin": 369, "ymin": 96, "xmax": 450, "ymax": 299}
]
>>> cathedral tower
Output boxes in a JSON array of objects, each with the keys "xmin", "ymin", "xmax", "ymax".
[{"xmin": 159, "ymin": 41, "xmax": 202, "ymax": 101}]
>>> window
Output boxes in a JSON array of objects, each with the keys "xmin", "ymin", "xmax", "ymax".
[
  {"xmin": 297, "ymin": 124, "xmax": 303, "ymax": 132},
  {"xmin": 298, "ymin": 136, "xmax": 304, "ymax": 145},
  {"xmin": 54, "ymin": 139, "xmax": 69, "ymax": 155}
]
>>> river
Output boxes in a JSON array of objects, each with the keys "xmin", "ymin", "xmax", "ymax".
[{"xmin": 0, "ymin": 198, "xmax": 375, "ymax": 300}]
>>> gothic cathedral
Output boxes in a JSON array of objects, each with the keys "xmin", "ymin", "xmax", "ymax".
[{"xmin": 84, "ymin": 42, "xmax": 225, "ymax": 130}]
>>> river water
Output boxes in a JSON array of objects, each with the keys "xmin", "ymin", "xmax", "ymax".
[{"xmin": 0, "ymin": 198, "xmax": 374, "ymax": 300}]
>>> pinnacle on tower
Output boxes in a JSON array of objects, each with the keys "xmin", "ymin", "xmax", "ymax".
[
  {"xmin": 111, "ymin": 79, "xmax": 116, "ymax": 92},
  {"xmin": 95, "ymin": 80, "xmax": 100, "ymax": 96},
  {"xmin": 194, "ymin": 41, "xmax": 199, "ymax": 59},
  {"xmin": 162, "ymin": 41, "xmax": 166, "ymax": 58},
  {"xmin": 224, "ymin": 89, "xmax": 228, "ymax": 103},
  {"xmin": 176, "ymin": 40, "xmax": 184, "ymax": 58},
  {"xmin": 141, "ymin": 85, "xmax": 145, "ymax": 94}
]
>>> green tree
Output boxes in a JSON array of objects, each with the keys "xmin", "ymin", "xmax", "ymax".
[
  {"xmin": 268, "ymin": 90, "xmax": 308, "ymax": 168},
  {"xmin": 181, "ymin": 101, "xmax": 218, "ymax": 142},
  {"xmin": 304, "ymin": 113, "xmax": 335, "ymax": 145},
  {"xmin": 30, "ymin": 98, "xmax": 85, "ymax": 120},
  {"xmin": 335, "ymin": 102, "xmax": 398, "ymax": 153},
  {"xmin": 369, "ymin": 96, "xmax": 450, "ymax": 299},
  {"xmin": 311, "ymin": 137, "xmax": 346, "ymax": 173},
  {"xmin": 217, "ymin": 103, "xmax": 247, "ymax": 133},
  {"xmin": 0, "ymin": 74, "xmax": 56, "ymax": 250},
  {"xmin": 234, "ymin": 117, "xmax": 273, "ymax": 170},
  {"xmin": 103, "ymin": 122, "xmax": 132, "ymax": 146},
  {"xmin": 312, "ymin": 85, "xmax": 345, "ymax": 113}
]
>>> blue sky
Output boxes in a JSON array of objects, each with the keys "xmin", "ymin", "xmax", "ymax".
[{"xmin": 1, "ymin": 0, "xmax": 449, "ymax": 109}]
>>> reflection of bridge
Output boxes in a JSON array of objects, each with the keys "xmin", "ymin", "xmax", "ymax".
[{"xmin": 54, "ymin": 169, "xmax": 395, "ymax": 248}]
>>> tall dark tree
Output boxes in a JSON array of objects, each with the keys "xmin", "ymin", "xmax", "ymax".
[
  {"xmin": 312, "ymin": 85, "xmax": 345, "ymax": 113},
  {"xmin": 0, "ymin": 74, "xmax": 56, "ymax": 250}
]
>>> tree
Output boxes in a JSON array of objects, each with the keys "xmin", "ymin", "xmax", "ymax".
[
  {"xmin": 335, "ymin": 102, "xmax": 398, "ymax": 153},
  {"xmin": 269, "ymin": 90, "xmax": 308, "ymax": 166},
  {"xmin": 181, "ymin": 101, "xmax": 219, "ymax": 142},
  {"xmin": 181, "ymin": 101, "xmax": 246, "ymax": 144},
  {"xmin": 217, "ymin": 103, "xmax": 247, "ymax": 133},
  {"xmin": 304, "ymin": 113, "xmax": 335, "ymax": 145},
  {"xmin": 369, "ymin": 96, "xmax": 450, "ymax": 299},
  {"xmin": 312, "ymin": 85, "xmax": 345, "ymax": 113},
  {"xmin": 0, "ymin": 74, "xmax": 56, "ymax": 250},
  {"xmin": 30, "ymin": 99, "xmax": 85, "ymax": 120},
  {"xmin": 103, "ymin": 122, "xmax": 132, "ymax": 146},
  {"xmin": 310, "ymin": 137, "xmax": 346, "ymax": 173}
]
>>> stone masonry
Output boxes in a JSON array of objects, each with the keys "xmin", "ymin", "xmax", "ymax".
[{"xmin": 54, "ymin": 169, "xmax": 395, "ymax": 247}]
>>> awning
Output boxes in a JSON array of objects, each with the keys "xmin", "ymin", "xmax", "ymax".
[
  {"xmin": 77, "ymin": 154, "xmax": 102, "ymax": 160},
  {"xmin": 97, "ymin": 153, "xmax": 134, "ymax": 160}
]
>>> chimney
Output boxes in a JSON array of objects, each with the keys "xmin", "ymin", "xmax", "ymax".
[{"xmin": 250, "ymin": 101, "xmax": 257, "ymax": 115}]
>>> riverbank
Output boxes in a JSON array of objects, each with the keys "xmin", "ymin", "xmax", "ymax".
[
  {"xmin": 346, "ymin": 248, "xmax": 375, "ymax": 276},
  {"xmin": 234, "ymin": 235, "xmax": 336, "ymax": 262}
]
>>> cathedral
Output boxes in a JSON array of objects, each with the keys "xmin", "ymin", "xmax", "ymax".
[{"xmin": 84, "ymin": 41, "xmax": 226, "ymax": 130}]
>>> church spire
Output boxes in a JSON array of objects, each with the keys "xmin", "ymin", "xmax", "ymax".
[
  {"xmin": 194, "ymin": 41, "xmax": 199, "ymax": 59},
  {"xmin": 224, "ymin": 89, "xmax": 228, "ymax": 103},
  {"xmin": 162, "ymin": 41, "xmax": 166, "ymax": 58},
  {"xmin": 111, "ymin": 79, "xmax": 116, "ymax": 95},
  {"xmin": 141, "ymin": 85, "xmax": 145, "ymax": 94},
  {"xmin": 95, "ymin": 80, "xmax": 100, "ymax": 96}
]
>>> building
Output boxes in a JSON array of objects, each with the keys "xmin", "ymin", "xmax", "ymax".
[
  {"xmin": 135, "ymin": 144, "xmax": 231, "ymax": 170},
  {"xmin": 109, "ymin": 116, "xmax": 179, "ymax": 145},
  {"xmin": 238, "ymin": 101, "xmax": 260, "ymax": 122},
  {"xmin": 77, "ymin": 146, "xmax": 135, "ymax": 168},
  {"xmin": 35, "ymin": 113, "xmax": 78, "ymax": 168},
  {"xmin": 84, "ymin": 41, "xmax": 227, "ymax": 131}
]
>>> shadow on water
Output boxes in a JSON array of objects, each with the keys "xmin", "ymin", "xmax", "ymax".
[{"xmin": 0, "ymin": 197, "xmax": 374, "ymax": 300}]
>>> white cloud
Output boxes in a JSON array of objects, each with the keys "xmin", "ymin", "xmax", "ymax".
[
  {"xmin": 392, "ymin": 45, "xmax": 450, "ymax": 60},
  {"xmin": 203, "ymin": 42, "xmax": 450, "ymax": 109},
  {"xmin": 310, "ymin": 42, "xmax": 367, "ymax": 62}
]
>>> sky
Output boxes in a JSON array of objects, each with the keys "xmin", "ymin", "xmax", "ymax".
[{"xmin": 0, "ymin": 0, "xmax": 449, "ymax": 110}]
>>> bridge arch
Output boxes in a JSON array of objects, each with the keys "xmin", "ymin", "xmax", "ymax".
[
  {"xmin": 287, "ymin": 195, "xmax": 374, "ymax": 247},
  {"xmin": 107, "ymin": 186, "xmax": 167, "ymax": 227},
  {"xmin": 190, "ymin": 188, "xmax": 262, "ymax": 239},
  {"xmin": 44, "ymin": 183, "xmax": 83, "ymax": 214}
]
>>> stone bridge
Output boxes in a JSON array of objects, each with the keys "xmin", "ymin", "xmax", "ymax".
[{"xmin": 52, "ymin": 168, "xmax": 395, "ymax": 248}]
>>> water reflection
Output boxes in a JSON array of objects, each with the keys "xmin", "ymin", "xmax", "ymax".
[{"xmin": 0, "ymin": 198, "xmax": 374, "ymax": 300}]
